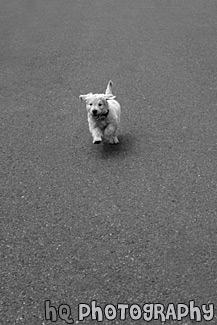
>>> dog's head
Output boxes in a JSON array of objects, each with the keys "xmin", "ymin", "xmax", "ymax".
[
  {"xmin": 79, "ymin": 81, "xmax": 116, "ymax": 119},
  {"xmin": 79, "ymin": 93, "xmax": 116, "ymax": 120}
]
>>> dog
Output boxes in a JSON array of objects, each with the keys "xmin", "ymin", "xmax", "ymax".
[{"xmin": 79, "ymin": 80, "xmax": 121, "ymax": 144}]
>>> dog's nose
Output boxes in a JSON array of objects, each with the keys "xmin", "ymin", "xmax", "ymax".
[{"xmin": 92, "ymin": 109, "xmax": 97, "ymax": 115}]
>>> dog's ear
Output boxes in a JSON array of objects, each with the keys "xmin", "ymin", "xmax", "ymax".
[
  {"xmin": 105, "ymin": 94, "xmax": 116, "ymax": 100},
  {"xmin": 79, "ymin": 93, "xmax": 93, "ymax": 102},
  {"xmin": 79, "ymin": 95, "xmax": 86, "ymax": 102},
  {"xmin": 105, "ymin": 80, "xmax": 113, "ymax": 96}
]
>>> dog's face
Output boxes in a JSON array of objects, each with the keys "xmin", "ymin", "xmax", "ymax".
[
  {"xmin": 87, "ymin": 95, "xmax": 108, "ymax": 118},
  {"xmin": 79, "ymin": 93, "xmax": 115, "ymax": 119}
]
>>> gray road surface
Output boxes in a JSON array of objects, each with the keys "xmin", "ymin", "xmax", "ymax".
[{"xmin": 1, "ymin": 0, "xmax": 217, "ymax": 324}]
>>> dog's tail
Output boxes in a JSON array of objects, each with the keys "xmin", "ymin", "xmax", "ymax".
[{"xmin": 105, "ymin": 80, "xmax": 113, "ymax": 96}]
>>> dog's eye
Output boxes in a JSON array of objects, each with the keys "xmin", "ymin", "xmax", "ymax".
[
  {"xmin": 98, "ymin": 103, "xmax": 102, "ymax": 106},
  {"xmin": 89, "ymin": 103, "xmax": 92, "ymax": 106}
]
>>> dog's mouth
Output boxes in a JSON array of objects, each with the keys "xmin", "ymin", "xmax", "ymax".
[
  {"xmin": 92, "ymin": 110, "xmax": 109, "ymax": 120},
  {"xmin": 92, "ymin": 112, "xmax": 100, "ymax": 119}
]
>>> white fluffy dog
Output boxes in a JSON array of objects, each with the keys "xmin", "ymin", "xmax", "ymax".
[{"xmin": 79, "ymin": 81, "xmax": 121, "ymax": 144}]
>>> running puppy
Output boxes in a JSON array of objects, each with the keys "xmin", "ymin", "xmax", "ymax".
[{"xmin": 79, "ymin": 81, "xmax": 121, "ymax": 144}]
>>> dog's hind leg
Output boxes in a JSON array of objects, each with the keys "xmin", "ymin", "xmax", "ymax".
[
  {"xmin": 104, "ymin": 124, "xmax": 119, "ymax": 144},
  {"xmin": 109, "ymin": 136, "xmax": 119, "ymax": 144},
  {"xmin": 109, "ymin": 128, "xmax": 119, "ymax": 144}
]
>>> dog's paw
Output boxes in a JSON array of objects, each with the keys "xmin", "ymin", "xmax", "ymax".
[
  {"xmin": 93, "ymin": 138, "xmax": 102, "ymax": 144},
  {"xmin": 109, "ymin": 137, "xmax": 119, "ymax": 145}
]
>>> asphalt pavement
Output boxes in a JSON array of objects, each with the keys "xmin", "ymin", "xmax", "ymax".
[{"xmin": 1, "ymin": 0, "xmax": 217, "ymax": 324}]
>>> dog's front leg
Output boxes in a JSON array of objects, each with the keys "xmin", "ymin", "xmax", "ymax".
[
  {"xmin": 90, "ymin": 127, "xmax": 103, "ymax": 144},
  {"xmin": 88, "ymin": 117, "xmax": 103, "ymax": 144},
  {"xmin": 104, "ymin": 124, "xmax": 119, "ymax": 144}
]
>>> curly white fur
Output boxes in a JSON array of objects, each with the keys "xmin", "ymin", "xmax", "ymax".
[{"xmin": 79, "ymin": 81, "xmax": 121, "ymax": 144}]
